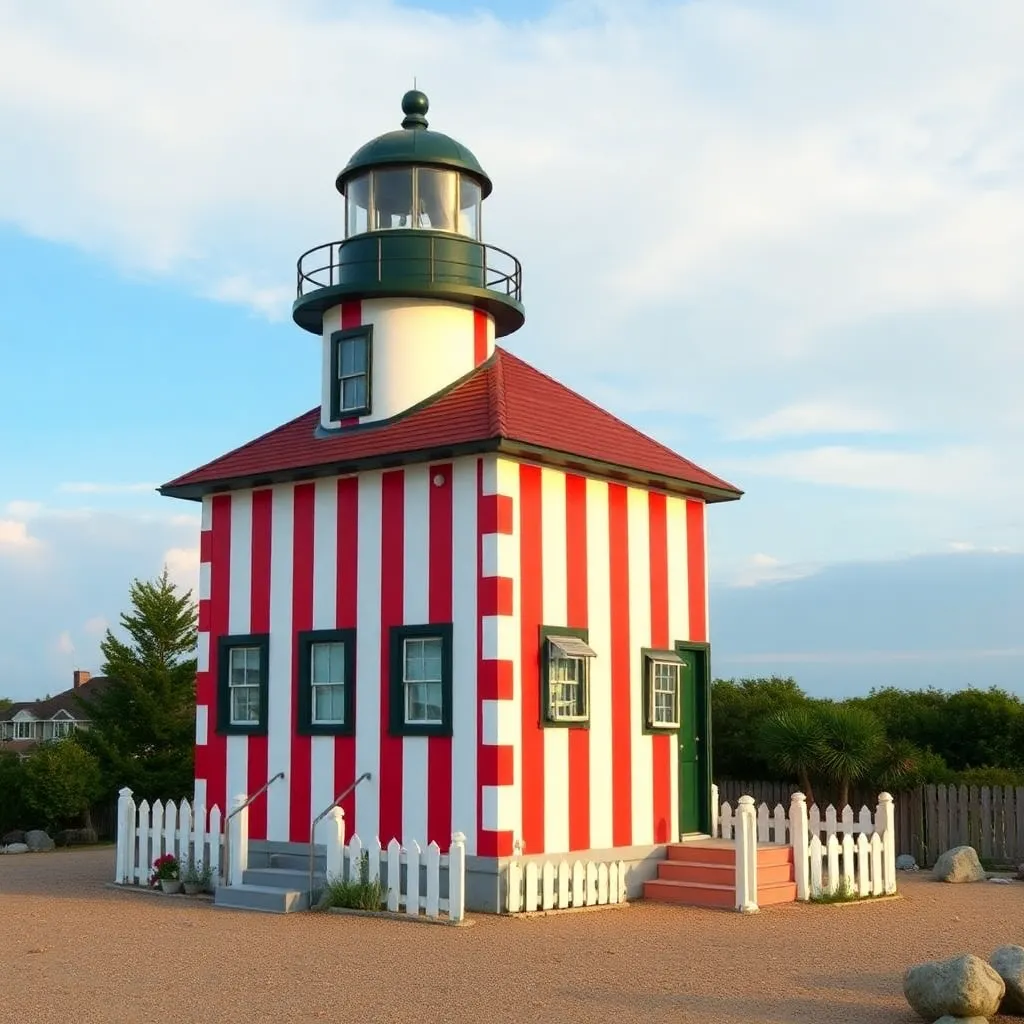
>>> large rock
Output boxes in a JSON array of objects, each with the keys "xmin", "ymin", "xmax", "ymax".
[
  {"xmin": 933, "ymin": 845, "xmax": 987, "ymax": 883},
  {"xmin": 54, "ymin": 827, "xmax": 98, "ymax": 847},
  {"xmin": 990, "ymin": 944, "xmax": 1024, "ymax": 1014},
  {"xmin": 903, "ymin": 954, "xmax": 1005, "ymax": 1020},
  {"xmin": 24, "ymin": 829, "xmax": 55, "ymax": 852},
  {"xmin": 3, "ymin": 842, "xmax": 29, "ymax": 854},
  {"xmin": 1, "ymin": 829, "xmax": 26, "ymax": 845},
  {"xmin": 896, "ymin": 853, "xmax": 919, "ymax": 871}
]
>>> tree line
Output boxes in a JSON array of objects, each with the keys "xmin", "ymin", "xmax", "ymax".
[
  {"xmin": 712, "ymin": 676, "xmax": 1024, "ymax": 805},
  {"xmin": 0, "ymin": 570, "xmax": 196, "ymax": 836}
]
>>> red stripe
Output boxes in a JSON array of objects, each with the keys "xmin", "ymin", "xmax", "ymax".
[
  {"xmin": 519, "ymin": 464, "xmax": 545, "ymax": 855},
  {"xmin": 608, "ymin": 483, "xmax": 632, "ymax": 847},
  {"xmin": 289, "ymin": 484, "xmax": 316, "ymax": 842},
  {"xmin": 427, "ymin": 462, "xmax": 454, "ymax": 848},
  {"xmin": 480, "ymin": 494, "xmax": 513, "ymax": 534},
  {"xmin": 379, "ymin": 470, "xmax": 405, "ymax": 845},
  {"xmin": 686, "ymin": 501, "xmax": 707, "ymax": 641},
  {"xmin": 341, "ymin": 301, "xmax": 362, "ymax": 330},
  {"xmin": 479, "ymin": 576, "xmax": 514, "ymax": 616},
  {"xmin": 246, "ymin": 490, "xmax": 273, "ymax": 841},
  {"xmin": 473, "ymin": 309, "xmax": 488, "ymax": 366},
  {"xmin": 199, "ymin": 530, "xmax": 212, "ymax": 563},
  {"xmin": 197, "ymin": 599, "xmax": 211, "ymax": 633},
  {"xmin": 204, "ymin": 495, "xmax": 232, "ymax": 818},
  {"xmin": 479, "ymin": 744, "xmax": 514, "ymax": 786},
  {"xmin": 334, "ymin": 477, "xmax": 359, "ymax": 826},
  {"xmin": 479, "ymin": 659, "xmax": 514, "ymax": 700},
  {"xmin": 648, "ymin": 491, "xmax": 672, "ymax": 844},
  {"xmin": 565, "ymin": 474, "xmax": 590, "ymax": 851},
  {"xmin": 475, "ymin": 461, "xmax": 486, "ymax": 856}
]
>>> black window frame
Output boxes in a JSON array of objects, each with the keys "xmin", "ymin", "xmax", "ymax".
[
  {"xmin": 388, "ymin": 623, "xmax": 453, "ymax": 738},
  {"xmin": 296, "ymin": 628, "xmax": 357, "ymax": 737},
  {"xmin": 539, "ymin": 625, "xmax": 594, "ymax": 729},
  {"xmin": 641, "ymin": 647, "xmax": 684, "ymax": 733},
  {"xmin": 329, "ymin": 325, "xmax": 373, "ymax": 421},
  {"xmin": 216, "ymin": 633, "xmax": 270, "ymax": 736}
]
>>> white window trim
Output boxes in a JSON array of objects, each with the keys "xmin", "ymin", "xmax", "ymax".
[
  {"xmin": 545, "ymin": 636, "xmax": 596, "ymax": 723},
  {"xmin": 336, "ymin": 334, "xmax": 369, "ymax": 414},
  {"xmin": 310, "ymin": 641, "xmax": 346, "ymax": 726},
  {"xmin": 228, "ymin": 646, "xmax": 262, "ymax": 726},
  {"xmin": 646, "ymin": 654, "xmax": 682, "ymax": 730},
  {"xmin": 403, "ymin": 636, "xmax": 444, "ymax": 727},
  {"xmin": 14, "ymin": 719, "xmax": 36, "ymax": 740}
]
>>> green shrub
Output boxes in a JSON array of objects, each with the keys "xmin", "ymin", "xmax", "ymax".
[{"xmin": 318, "ymin": 851, "xmax": 386, "ymax": 911}]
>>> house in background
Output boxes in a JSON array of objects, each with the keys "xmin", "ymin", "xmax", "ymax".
[
  {"xmin": 158, "ymin": 90, "xmax": 743, "ymax": 913},
  {"xmin": 0, "ymin": 670, "xmax": 109, "ymax": 756}
]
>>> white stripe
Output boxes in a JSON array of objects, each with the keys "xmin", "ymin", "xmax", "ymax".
[
  {"xmin": 482, "ymin": 700, "xmax": 517, "ymax": 746},
  {"xmin": 481, "ymin": 532, "xmax": 516, "ymax": 578},
  {"xmin": 310, "ymin": 479, "xmax": 339, "ymax": 834},
  {"xmin": 200, "ymin": 496, "xmax": 212, "ymax": 531},
  {"xmin": 266, "ymin": 486, "xmax": 294, "ymax": 841},
  {"xmin": 481, "ymin": 785, "xmax": 515, "ymax": 832},
  {"xmin": 500, "ymin": 460, "xmax": 523, "ymax": 851},
  {"xmin": 666, "ymin": 496, "xmax": 689, "ymax": 843},
  {"xmin": 226, "ymin": 491, "xmax": 252, "ymax": 812},
  {"xmin": 194, "ymin": 777, "xmax": 208, "ymax": 816},
  {"xmin": 701, "ymin": 501, "xmax": 710, "ymax": 639},
  {"xmin": 481, "ymin": 614, "xmax": 517, "ymax": 661},
  {"xmin": 627, "ymin": 486, "xmax": 654, "ymax": 846},
  {"xmin": 197, "ymin": 632, "xmax": 209, "ymax": 674},
  {"xmin": 450, "ymin": 457, "xmax": 478, "ymax": 852},
  {"xmin": 195, "ymin": 704, "xmax": 209, "ymax": 747},
  {"xmin": 402, "ymin": 465, "xmax": 430, "ymax": 848},
  {"xmin": 198, "ymin": 562, "xmax": 211, "ymax": 602},
  {"xmin": 354, "ymin": 473, "xmax": 383, "ymax": 843},
  {"xmin": 540, "ymin": 468, "xmax": 569, "ymax": 855},
  {"xmin": 586, "ymin": 478, "xmax": 614, "ymax": 850}
]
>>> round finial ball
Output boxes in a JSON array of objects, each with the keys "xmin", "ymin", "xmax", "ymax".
[{"xmin": 402, "ymin": 89, "xmax": 429, "ymax": 117}]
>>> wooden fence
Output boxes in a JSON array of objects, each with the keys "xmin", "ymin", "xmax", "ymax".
[
  {"xmin": 505, "ymin": 842, "xmax": 627, "ymax": 913},
  {"xmin": 716, "ymin": 780, "xmax": 1024, "ymax": 867},
  {"xmin": 115, "ymin": 787, "xmax": 223, "ymax": 886},
  {"xmin": 319, "ymin": 807, "xmax": 466, "ymax": 922}
]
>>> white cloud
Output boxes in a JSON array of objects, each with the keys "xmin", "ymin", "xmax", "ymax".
[
  {"xmin": 58, "ymin": 482, "xmax": 157, "ymax": 494},
  {"xmin": 55, "ymin": 631, "xmax": 75, "ymax": 656},
  {"xmin": 727, "ymin": 552, "xmax": 822, "ymax": 588},
  {"xmin": 721, "ymin": 444, "xmax": 1004, "ymax": 497},
  {"xmin": 82, "ymin": 616, "xmax": 109, "ymax": 636},
  {"xmin": 164, "ymin": 546, "xmax": 200, "ymax": 595},
  {"xmin": 0, "ymin": 519, "xmax": 43, "ymax": 552},
  {"xmin": 732, "ymin": 401, "xmax": 896, "ymax": 440}
]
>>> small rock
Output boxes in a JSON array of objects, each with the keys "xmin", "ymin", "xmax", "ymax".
[
  {"xmin": 1, "ymin": 829, "xmax": 26, "ymax": 845},
  {"xmin": 896, "ymin": 853, "xmax": 919, "ymax": 871},
  {"xmin": 989, "ymin": 877, "xmax": 1011, "ymax": 884},
  {"xmin": 903, "ymin": 954, "xmax": 1004, "ymax": 1020},
  {"xmin": 3, "ymin": 842, "xmax": 29, "ymax": 854},
  {"xmin": 932, "ymin": 1017, "xmax": 989, "ymax": 1024},
  {"xmin": 1016, "ymin": 862, "xmax": 1024, "ymax": 881},
  {"xmin": 990, "ymin": 944, "xmax": 1024, "ymax": 1014},
  {"xmin": 24, "ymin": 830, "xmax": 54, "ymax": 852},
  {"xmin": 933, "ymin": 845, "xmax": 987, "ymax": 883}
]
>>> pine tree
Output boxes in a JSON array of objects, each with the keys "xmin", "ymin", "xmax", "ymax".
[{"xmin": 77, "ymin": 568, "xmax": 197, "ymax": 801}]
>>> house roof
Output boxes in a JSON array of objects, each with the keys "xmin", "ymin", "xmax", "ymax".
[
  {"xmin": 160, "ymin": 348, "xmax": 743, "ymax": 502},
  {"xmin": 0, "ymin": 676, "xmax": 111, "ymax": 724}
]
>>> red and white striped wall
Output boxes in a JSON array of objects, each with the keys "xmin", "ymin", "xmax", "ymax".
[
  {"xmin": 193, "ymin": 455, "xmax": 707, "ymax": 860},
  {"xmin": 320, "ymin": 299, "xmax": 495, "ymax": 429}
]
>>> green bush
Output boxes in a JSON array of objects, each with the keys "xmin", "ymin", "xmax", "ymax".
[{"xmin": 318, "ymin": 852, "xmax": 386, "ymax": 911}]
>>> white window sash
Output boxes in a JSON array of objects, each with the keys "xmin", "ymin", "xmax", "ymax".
[{"xmin": 647, "ymin": 659, "xmax": 681, "ymax": 728}]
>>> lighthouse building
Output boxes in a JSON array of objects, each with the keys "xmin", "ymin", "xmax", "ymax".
[{"xmin": 160, "ymin": 91, "xmax": 742, "ymax": 912}]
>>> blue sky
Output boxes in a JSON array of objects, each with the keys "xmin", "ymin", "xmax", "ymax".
[{"xmin": 1, "ymin": 0, "xmax": 1022, "ymax": 700}]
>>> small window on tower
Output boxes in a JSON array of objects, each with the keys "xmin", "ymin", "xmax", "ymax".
[{"xmin": 330, "ymin": 326, "xmax": 373, "ymax": 421}]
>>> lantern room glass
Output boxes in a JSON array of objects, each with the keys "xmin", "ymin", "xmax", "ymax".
[{"xmin": 345, "ymin": 168, "xmax": 485, "ymax": 240}]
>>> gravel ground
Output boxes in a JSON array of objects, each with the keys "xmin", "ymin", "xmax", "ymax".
[{"xmin": 2, "ymin": 847, "xmax": 1024, "ymax": 1023}]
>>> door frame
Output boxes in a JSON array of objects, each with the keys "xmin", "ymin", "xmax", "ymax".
[{"xmin": 675, "ymin": 640, "xmax": 713, "ymax": 836}]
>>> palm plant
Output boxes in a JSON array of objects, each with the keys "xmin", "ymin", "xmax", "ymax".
[
  {"xmin": 760, "ymin": 706, "xmax": 824, "ymax": 805},
  {"xmin": 815, "ymin": 703, "xmax": 885, "ymax": 808}
]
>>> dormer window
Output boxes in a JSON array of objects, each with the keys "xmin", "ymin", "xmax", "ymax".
[{"xmin": 330, "ymin": 326, "xmax": 372, "ymax": 421}]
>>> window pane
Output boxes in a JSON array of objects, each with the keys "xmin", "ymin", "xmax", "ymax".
[
  {"xmin": 458, "ymin": 176, "xmax": 481, "ymax": 239},
  {"xmin": 244, "ymin": 647, "xmax": 261, "ymax": 674},
  {"xmin": 422, "ymin": 638, "xmax": 443, "ymax": 680},
  {"xmin": 312, "ymin": 643, "xmax": 332, "ymax": 684},
  {"xmin": 404, "ymin": 639, "xmax": 424, "ymax": 681},
  {"xmin": 314, "ymin": 684, "xmax": 345, "ymax": 723},
  {"xmin": 346, "ymin": 174, "xmax": 370, "ymax": 237},
  {"xmin": 372, "ymin": 169, "xmax": 413, "ymax": 229},
  {"xmin": 232, "ymin": 686, "xmax": 259, "ymax": 724},
  {"xmin": 339, "ymin": 336, "xmax": 367, "ymax": 376},
  {"xmin": 342, "ymin": 376, "xmax": 366, "ymax": 410},
  {"xmin": 328, "ymin": 643, "xmax": 346, "ymax": 684},
  {"xmin": 417, "ymin": 169, "xmax": 457, "ymax": 231},
  {"xmin": 406, "ymin": 681, "xmax": 443, "ymax": 724}
]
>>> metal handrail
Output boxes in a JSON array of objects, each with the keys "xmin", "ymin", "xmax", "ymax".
[
  {"xmin": 295, "ymin": 235, "xmax": 523, "ymax": 302},
  {"xmin": 307, "ymin": 771, "xmax": 372, "ymax": 906},
  {"xmin": 222, "ymin": 770, "xmax": 285, "ymax": 886}
]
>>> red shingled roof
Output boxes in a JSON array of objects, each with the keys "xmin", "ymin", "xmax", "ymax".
[{"xmin": 160, "ymin": 349, "xmax": 741, "ymax": 501}]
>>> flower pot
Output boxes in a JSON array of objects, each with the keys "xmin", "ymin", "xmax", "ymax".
[
  {"xmin": 160, "ymin": 878, "xmax": 182, "ymax": 894},
  {"xmin": 183, "ymin": 882, "xmax": 203, "ymax": 896}
]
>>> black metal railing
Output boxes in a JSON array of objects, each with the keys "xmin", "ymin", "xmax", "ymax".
[{"xmin": 295, "ymin": 234, "xmax": 522, "ymax": 302}]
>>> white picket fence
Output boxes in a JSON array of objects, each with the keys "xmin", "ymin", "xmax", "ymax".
[
  {"xmin": 710, "ymin": 784, "xmax": 897, "ymax": 906},
  {"xmin": 114, "ymin": 787, "xmax": 224, "ymax": 886},
  {"xmin": 505, "ymin": 842, "xmax": 627, "ymax": 913},
  {"xmin": 318, "ymin": 807, "xmax": 466, "ymax": 922}
]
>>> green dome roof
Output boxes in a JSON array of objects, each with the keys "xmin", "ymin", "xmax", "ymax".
[{"xmin": 335, "ymin": 91, "xmax": 493, "ymax": 199}]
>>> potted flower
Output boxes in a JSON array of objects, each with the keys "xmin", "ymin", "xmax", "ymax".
[
  {"xmin": 150, "ymin": 853, "xmax": 182, "ymax": 894},
  {"xmin": 182, "ymin": 856, "xmax": 213, "ymax": 896}
]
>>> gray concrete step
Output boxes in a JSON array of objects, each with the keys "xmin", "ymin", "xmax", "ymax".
[
  {"xmin": 269, "ymin": 851, "xmax": 326, "ymax": 872},
  {"xmin": 243, "ymin": 867, "xmax": 324, "ymax": 890},
  {"xmin": 213, "ymin": 883, "xmax": 308, "ymax": 914}
]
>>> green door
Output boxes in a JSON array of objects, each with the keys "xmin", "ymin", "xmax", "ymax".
[{"xmin": 676, "ymin": 644, "xmax": 712, "ymax": 836}]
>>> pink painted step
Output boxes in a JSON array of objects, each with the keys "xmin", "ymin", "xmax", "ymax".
[{"xmin": 643, "ymin": 840, "xmax": 798, "ymax": 909}]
